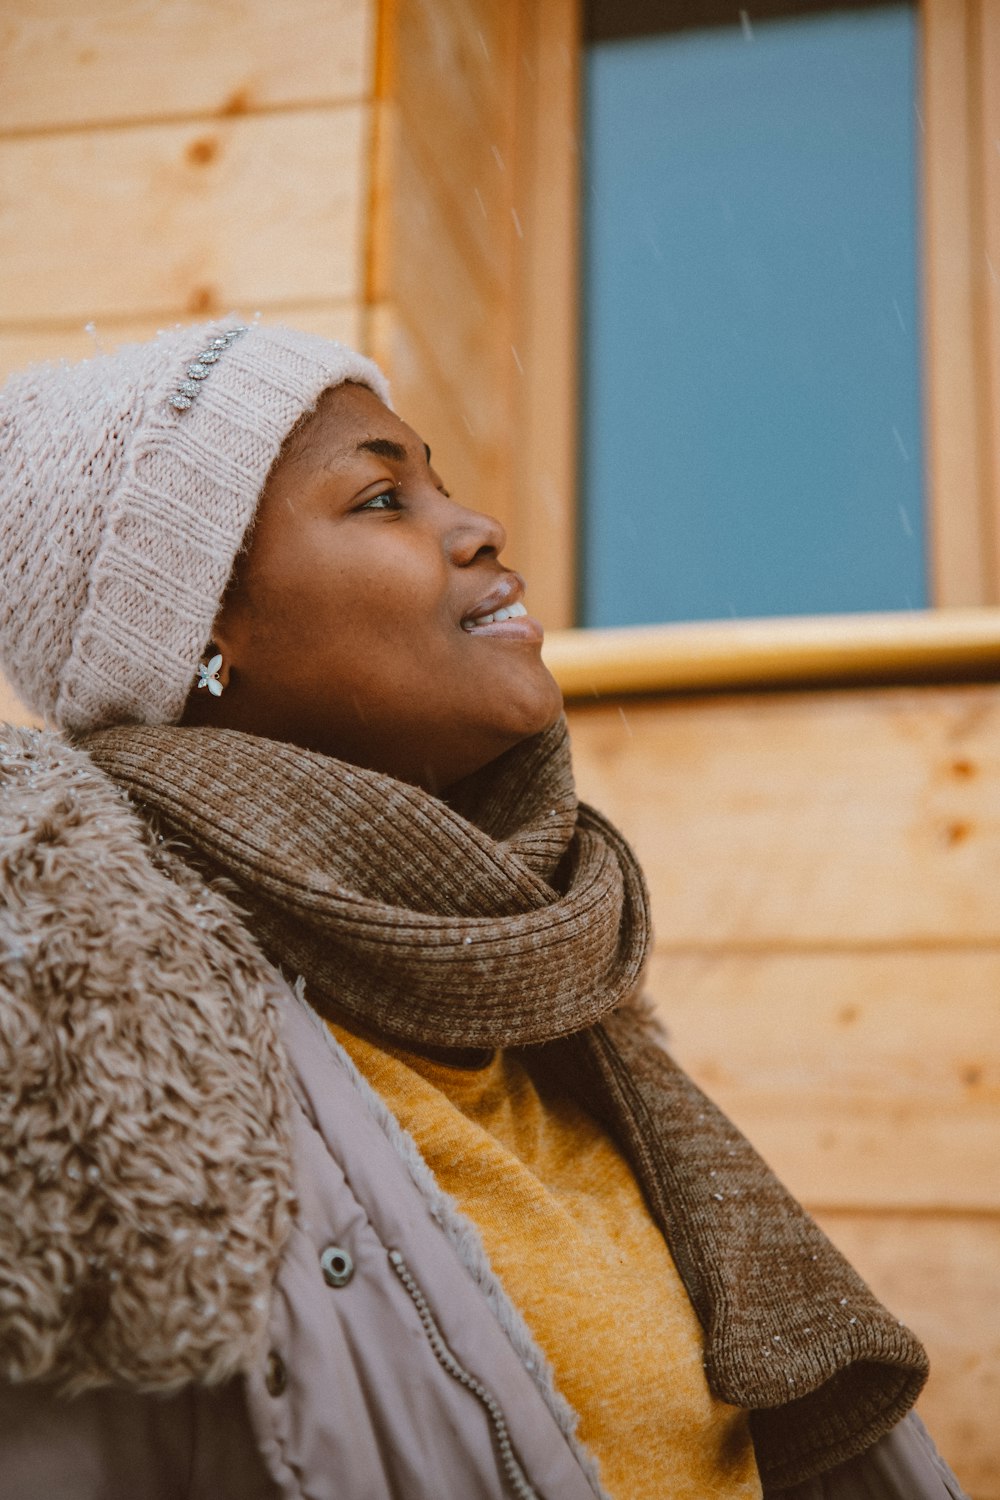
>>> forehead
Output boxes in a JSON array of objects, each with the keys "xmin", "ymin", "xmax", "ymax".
[{"xmin": 284, "ymin": 381, "xmax": 423, "ymax": 473}]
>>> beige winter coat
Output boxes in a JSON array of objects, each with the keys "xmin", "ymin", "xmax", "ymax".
[{"xmin": 0, "ymin": 726, "xmax": 967, "ymax": 1499}]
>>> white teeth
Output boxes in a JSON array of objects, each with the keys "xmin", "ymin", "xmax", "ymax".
[{"xmin": 463, "ymin": 600, "xmax": 528, "ymax": 629}]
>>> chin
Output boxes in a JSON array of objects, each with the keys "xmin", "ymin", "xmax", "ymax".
[
  {"xmin": 493, "ymin": 672, "xmax": 564, "ymax": 747},
  {"xmin": 526, "ymin": 664, "xmax": 565, "ymax": 730}
]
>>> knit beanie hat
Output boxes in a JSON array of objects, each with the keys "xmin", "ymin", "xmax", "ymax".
[{"xmin": 0, "ymin": 320, "xmax": 390, "ymax": 734}]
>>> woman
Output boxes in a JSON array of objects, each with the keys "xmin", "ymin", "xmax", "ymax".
[{"xmin": 0, "ymin": 321, "xmax": 965, "ymax": 1498}]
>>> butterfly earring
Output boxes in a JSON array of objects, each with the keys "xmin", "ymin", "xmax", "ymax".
[{"xmin": 195, "ymin": 651, "xmax": 225, "ymax": 698}]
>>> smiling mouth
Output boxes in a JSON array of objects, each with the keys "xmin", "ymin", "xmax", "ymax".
[
  {"xmin": 461, "ymin": 601, "xmax": 528, "ymax": 629},
  {"xmin": 460, "ymin": 574, "xmax": 544, "ymax": 642},
  {"xmin": 460, "ymin": 599, "xmax": 544, "ymax": 642}
]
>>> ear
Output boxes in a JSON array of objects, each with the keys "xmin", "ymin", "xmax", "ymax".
[
  {"xmin": 181, "ymin": 631, "xmax": 237, "ymax": 725},
  {"xmin": 200, "ymin": 641, "xmax": 233, "ymax": 693},
  {"xmin": 181, "ymin": 583, "xmax": 254, "ymax": 724},
  {"xmin": 201, "ymin": 599, "xmax": 247, "ymax": 690},
  {"xmin": 204, "ymin": 567, "xmax": 259, "ymax": 693}
]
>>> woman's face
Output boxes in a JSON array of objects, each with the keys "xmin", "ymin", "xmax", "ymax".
[{"xmin": 191, "ymin": 382, "xmax": 563, "ymax": 791}]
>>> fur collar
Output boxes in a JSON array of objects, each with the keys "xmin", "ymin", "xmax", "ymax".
[{"xmin": 0, "ymin": 725, "xmax": 295, "ymax": 1395}]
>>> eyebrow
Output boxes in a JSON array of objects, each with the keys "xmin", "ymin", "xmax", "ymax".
[{"xmin": 356, "ymin": 438, "xmax": 433, "ymax": 465}]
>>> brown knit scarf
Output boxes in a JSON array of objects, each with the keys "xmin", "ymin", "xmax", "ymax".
[{"xmin": 85, "ymin": 718, "xmax": 928, "ymax": 1492}]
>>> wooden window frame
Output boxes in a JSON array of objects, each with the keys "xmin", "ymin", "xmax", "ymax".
[
  {"xmin": 509, "ymin": 0, "xmax": 1000, "ymax": 695},
  {"xmin": 922, "ymin": 0, "xmax": 1000, "ymax": 606}
]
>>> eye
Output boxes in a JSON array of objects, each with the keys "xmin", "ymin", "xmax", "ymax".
[{"xmin": 357, "ymin": 488, "xmax": 401, "ymax": 512}]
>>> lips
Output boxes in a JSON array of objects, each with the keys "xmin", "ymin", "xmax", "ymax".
[
  {"xmin": 464, "ymin": 600, "xmax": 528, "ymax": 627},
  {"xmin": 461, "ymin": 573, "xmax": 543, "ymax": 641}
]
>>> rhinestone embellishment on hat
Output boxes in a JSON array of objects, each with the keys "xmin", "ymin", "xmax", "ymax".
[{"xmin": 167, "ymin": 326, "xmax": 249, "ymax": 412}]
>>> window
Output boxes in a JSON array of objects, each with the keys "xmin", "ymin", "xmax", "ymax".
[{"xmin": 580, "ymin": 2, "xmax": 925, "ymax": 625}]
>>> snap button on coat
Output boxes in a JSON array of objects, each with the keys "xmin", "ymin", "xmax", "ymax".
[
  {"xmin": 320, "ymin": 1245, "xmax": 354, "ymax": 1287},
  {"xmin": 264, "ymin": 1351, "xmax": 288, "ymax": 1397}
]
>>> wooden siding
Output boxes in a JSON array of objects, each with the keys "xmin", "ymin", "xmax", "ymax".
[
  {"xmin": 370, "ymin": 0, "xmax": 519, "ymax": 543},
  {"xmin": 0, "ymin": 0, "xmax": 377, "ymax": 384},
  {"xmin": 566, "ymin": 684, "xmax": 1000, "ymax": 1497},
  {"xmin": 370, "ymin": 0, "xmax": 579, "ymax": 626},
  {"xmin": 0, "ymin": 111, "xmax": 368, "ymax": 323},
  {"xmin": 0, "ymin": 0, "xmax": 373, "ymax": 131}
]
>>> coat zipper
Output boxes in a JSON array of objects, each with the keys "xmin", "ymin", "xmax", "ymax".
[{"xmin": 388, "ymin": 1249, "xmax": 541, "ymax": 1500}]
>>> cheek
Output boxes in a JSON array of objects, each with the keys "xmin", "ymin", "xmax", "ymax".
[
  {"xmin": 292, "ymin": 537, "xmax": 433, "ymax": 624},
  {"xmin": 256, "ymin": 567, "xmax": 439, "ymax": 699},
  {"xmin": 247, "ymin": 544, "xmax": 358, "ymax": 642},
  {"xmin": 236, "ymin": 529, "xmax": 460, "ymax": 710}
]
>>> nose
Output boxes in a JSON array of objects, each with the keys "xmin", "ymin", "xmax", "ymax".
[{"xmin": 442, "ymin": 495, "xmax": 507, "ymax": 566}]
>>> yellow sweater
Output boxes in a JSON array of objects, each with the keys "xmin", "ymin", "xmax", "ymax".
[{"xmin": 330, "ymin": 1024, "xmax": 762, "ymax": 1500}]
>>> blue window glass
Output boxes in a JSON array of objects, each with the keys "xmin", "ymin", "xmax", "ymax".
[{"xmin": 580, "ymin": 5, "xmax": 925, "ymax": 625}]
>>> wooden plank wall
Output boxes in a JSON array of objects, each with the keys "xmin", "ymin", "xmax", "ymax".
[
  {"xmin": 567, "ymin": 684, "xmax": 1000, "ymax": 1497},
  {"xmin": 369, "ymin": 0, "xmax": 522, "ymax": 549},
  {"xmin": 0, "ymin": 0, "xmax": 376, "ymax": 380},
  {"xmin": 371, "ymin": 0, "xmax": 579, "ymax": 626}
]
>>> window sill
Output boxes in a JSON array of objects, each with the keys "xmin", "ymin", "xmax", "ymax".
[{"xmin": 543, "ymin": 609, "xmax": 1000, "ymax": 699}]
